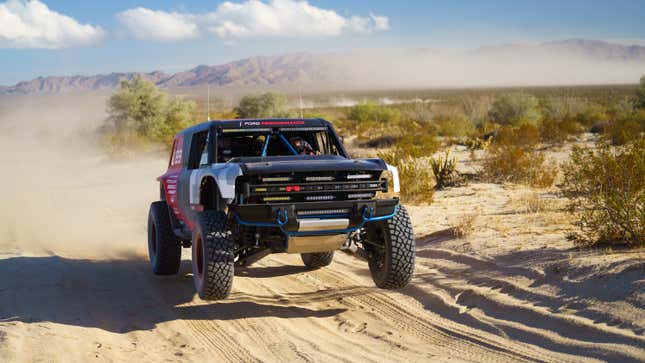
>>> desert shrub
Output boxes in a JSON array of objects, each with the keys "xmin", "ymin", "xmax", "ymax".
[
  {"xmin": 401, "ymin": 102, "xmax": 433, "ymax": 124},
  {"xmin": 378, "ymin": 152, "xmax": 434, "ymax": 204},
  {"xmin": 393, "ymin": 132, "xmax": 439, "ymax": 158},
  {"xmin": 483, "ymin": 145, "xmax": 557, "ymax": 187},
  {"xmin": 539, "ymin": 118, "xmax": 581, "ymax": 143},
  {"xmin": 461, "ymin": 95, "xmax": 493, "ymax": 127},
  {"xmin": 346, "ymin": 102, "xmax": 400, "ymax": 124},
  {"xmin": 605, "ymin": 118, "xmax": 643, "ymax": 145},
  {"xmin": 494, "ymin": 124, "xmax": 540, "ymax": 148},
  {"xmin": 575, "ymin": 103, "xmax": 608, "ymax": 128},
  {"xmin": 562, "ymin": 139, "xmax": 645, "ymax": 247},
  {"xmin": 451, "ymin": 213, "xmax": 478, "ymax": 238},
  {"xmin": 636, "ymin": 75, "xmax": 645, "ymax": 110},
  {"xmin": 489, "ymin": 93, "xmax": 541, "ymax": 126},
  {"xmin": 430, "ymin": 150, "xmax": 461, "ymax": 189},
  {"xmin": 434, "ymin": 112, "xmax": 477, "ymax": 138},
  {"xmin": 102, "ymin": 76, "xmax": 196, "ymax": 151},
  {"xmin": 234, "ymin": 92, "xmax": 294, "ymax": 118}
]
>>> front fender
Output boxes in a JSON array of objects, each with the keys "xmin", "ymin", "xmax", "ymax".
[{"xmin": 189, "ymin": 163, "xmax": 243, "ymax": 204}]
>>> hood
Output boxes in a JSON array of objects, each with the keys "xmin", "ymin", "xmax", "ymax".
[{"xmin": 231, "ymin": 155, "xmax": 387, "ymax": 175}]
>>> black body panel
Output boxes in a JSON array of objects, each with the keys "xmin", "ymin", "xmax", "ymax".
[{"xmin": 236, "ymin": 156, "xmax": 387, "ymax": 175}]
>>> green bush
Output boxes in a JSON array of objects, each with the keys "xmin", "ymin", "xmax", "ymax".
[
  {"xmin": 393, "ymin": 132, "xmax": 439, "ymax": 158},
  {"xmin": 234, "ymin": 92, "xmax": 294, "ymax": 119},
  {"xmin": 103, "ymin": 76, "xmax": 196, "ymax": 151},
  {"xmin": 489, "ymin": 93, "xmax": 541, "ymax": 126},
  {"xmin": 434, "ymin": 112, "xmax": 477, "ymax": 138},
  {"xmin": 562, "ymin": 139, "xmax": 645, "ymax": 247},
  {"xmin": 346, "ymin": 102, "xmax": 400, "ymax": 124}
]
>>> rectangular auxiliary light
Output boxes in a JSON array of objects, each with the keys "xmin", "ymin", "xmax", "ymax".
[
  {"xmin": 261, "ymin": 177, "xmax": 292, "ymax": 182},
  {"xmin": 297, "ymin": 208, "xmax": 350, "ymax": 216},
  {"xmin": 346, "ymin": 174, "xmax": 372, "ymax": 180},
  {"xmin": 263, "ymin": 196, "xmax": 291, "ymax": 202},
  {"xmin": 305, "ymin": 176, "xmax": 335, "ymax": 182},
  {"xmin": 305, "ymin": 195, "xmax": 335, "ymax": 201},
  {"xmin": 347, "ymin": 193, "xmax": 375, "ymax": 199}
]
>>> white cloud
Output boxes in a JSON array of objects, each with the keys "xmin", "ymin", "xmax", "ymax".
[
  {"xmin": 117, "ymin": 0, "xmax": 389, "ymax": 42},
  {"xmin": 207, "ymin": 0, "xmax": 389, "ymax": 39},
  {"xmin": 116, "ymin": 8, "xmax": 199, "ymax": 42},
  {"xmin": 0, "ymin": 0, "xmax": 104, "ymax": 49}
]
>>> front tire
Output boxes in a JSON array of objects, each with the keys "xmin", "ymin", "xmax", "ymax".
[
  {"xmin": 191, "ymin": 211, "xmax": 234, "ymax": 300},
  {"xmin": 301, "ymin": 251, "xmax": 334, "ymax": 269},
  {"xmin": 363, "ymin": 206, "xmax": 415, "ymax": 289},
  {"xmin": 148, "ymin": 201, "xmax": 181, "ymax": 275}
]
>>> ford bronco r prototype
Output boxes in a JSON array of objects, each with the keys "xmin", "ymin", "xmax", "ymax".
[{"xmin": 147, "ymin": 118, "xmax": 415, "ymax": 300}]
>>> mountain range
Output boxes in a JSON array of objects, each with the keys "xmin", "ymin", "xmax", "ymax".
[{"xmin": 1, "ymin": 39, "xmax": 644, "ymax": 95}]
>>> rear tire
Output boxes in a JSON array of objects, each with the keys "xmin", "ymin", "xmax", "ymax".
[
  {"xmin": 191, "ymin": 211, "xmax": 234, "ymax": 300},
  {"xmin": 363, "ymin": 206, "xmax": 415, "ymax": 289},
  {"xmin": 147, "ymin": 201, "xmax": 181, "ymax": 275},
  {"xmin": 301, "ymin": 251, "xmax": 334, "ymax": 269}
]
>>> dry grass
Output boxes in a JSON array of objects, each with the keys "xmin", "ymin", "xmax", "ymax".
[{"xmin": 450, "ymin": 212, "xmax": 479, "ymax": 238}]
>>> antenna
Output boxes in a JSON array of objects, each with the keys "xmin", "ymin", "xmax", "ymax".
[
  {"xmin": 298, "ymin": 86, "xmax": 304, "ymax": 119},
  {"xmin": 207, "ymin": 84, "xmax": 211, "ymax": 121}
]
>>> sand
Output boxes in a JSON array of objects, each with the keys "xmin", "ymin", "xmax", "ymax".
[{"xmin": 0, "ymin": 97, "xmax": 643, "ymax": 362}]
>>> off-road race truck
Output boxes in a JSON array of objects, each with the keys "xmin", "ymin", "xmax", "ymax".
[{"xmin": 147, "ymin": 118, "xmax": 415, "ymax": 300}]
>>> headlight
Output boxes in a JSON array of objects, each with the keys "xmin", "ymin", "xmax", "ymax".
[{"xmin": 376, "ymin": 166, "xmax": 400, "ymax": 199}]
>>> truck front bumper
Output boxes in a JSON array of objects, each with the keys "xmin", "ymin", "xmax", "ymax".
[{"xmin": 230, "ymin": 199, "xmax": 398, "ymax": 236}]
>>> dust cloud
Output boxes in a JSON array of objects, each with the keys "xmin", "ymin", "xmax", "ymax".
[
  {"xmin": 320, "ymin": 48, "xmax": 645, "ymax": 90},
  {"xmin": 0, "ymin": 94, "xmax": 165, "ymax": 259}
]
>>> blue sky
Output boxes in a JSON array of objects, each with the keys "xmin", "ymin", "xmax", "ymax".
[{"xmin": 1, "ymin": 0, "xmax": 644, "ymax": 85}]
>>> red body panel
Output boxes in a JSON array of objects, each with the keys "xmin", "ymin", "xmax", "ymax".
[{"xmin": 158, "ymin": 135, "xmax": 190, "ymax": 227}]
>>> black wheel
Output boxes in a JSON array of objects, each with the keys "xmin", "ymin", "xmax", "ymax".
[
  {"xmin": 191, "ymin": 210, "xmax": 234, "ymax": 300},
  {"xmin": 301, "ymin": 251, "xmax": 334, "ymax": 269},
  {"xmin": 362, "ymin": 206, "xmax": 415, "ymax": 289},
  {"xmin": 147, "ymin": 201, "xmax": 181, "ymax": 275}
]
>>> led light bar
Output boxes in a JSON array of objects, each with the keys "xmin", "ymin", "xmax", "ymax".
[
  {"xmin": 347, "ymin": 193, "xmax": 375, "ymax": 199},
  {"xmin": 305, "ymin": 176, "xmax": 335, "ymax": 182},
  {"xmin": 261, "ymin": 177, "xmax": 292, "ymax": 182},
  {"xmin": 305, "ymin": 195, "xmax": 335, "ymax": 201},
  {"xmin": 346, "ymin": 174, "xmax": 372, "ymax": 180},
  {"xmin": 279, "ymin": 127, "xmax": 328, "ymax": 132},
  {"xmin": 263, "ymin": 196, "xmax": 291, "ymax": 202},
  {"xmin": 222, "ymin": 128, "xmax": 272, "ymax": 133},
  {"xmin": 298, "ymin": 208, "xmax": 350, "ymax": 216}
]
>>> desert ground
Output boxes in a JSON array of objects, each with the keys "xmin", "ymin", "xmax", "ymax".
[{"xmin": 0, "ymin": 96, "xmax": 643, "ymax": 362}]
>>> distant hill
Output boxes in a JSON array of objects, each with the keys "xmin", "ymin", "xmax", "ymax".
[{"xmin": 1, "ymin": 39, "xmax": 644, "ymax": 95}]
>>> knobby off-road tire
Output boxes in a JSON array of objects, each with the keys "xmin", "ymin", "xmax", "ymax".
[
  {"xmin": 363, "ymin": 205, "xmax": 415, "ymax": 289},
  {"xmin": 301, "ymin": 251, "xmax": 334, "ymax": 269},
  {"xmin": 147, "ymin": 201, "xmax": 182, "ymax": 275},
  {"xmin": 192, "ymin": 210, "xmax": 234, "ymax": 300}
]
